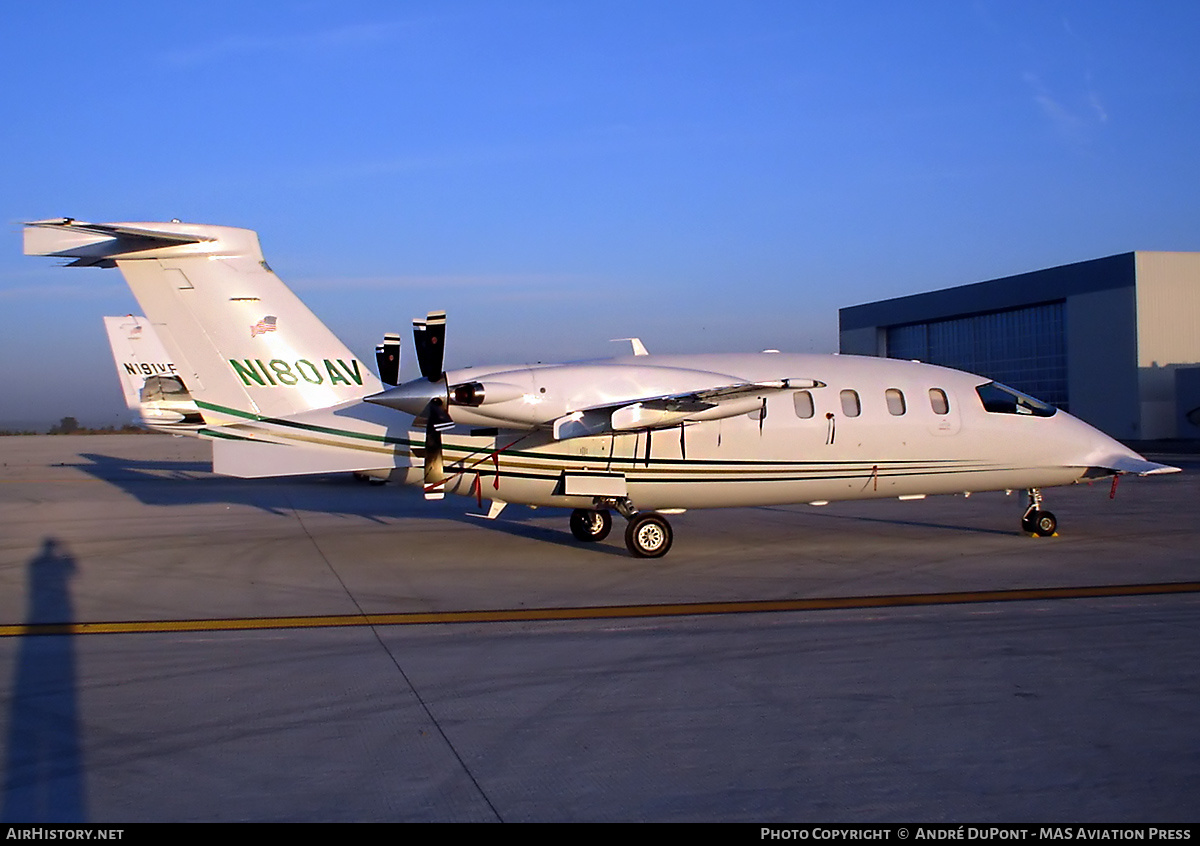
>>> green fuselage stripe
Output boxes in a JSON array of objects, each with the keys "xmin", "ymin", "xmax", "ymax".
[{"xmin": 193, "ymin": 399, "xmax": 1007, "ymax": 481}]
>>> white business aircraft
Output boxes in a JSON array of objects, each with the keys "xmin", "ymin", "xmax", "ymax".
[
  {"xmin": 25, "ymin": 218, "xmax": 1179, "ymax": 557},
  {"xmin": 103, "ymin": 314, "xmax": 204, "ymax": 433}
]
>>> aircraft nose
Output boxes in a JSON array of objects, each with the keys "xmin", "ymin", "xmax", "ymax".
[{"xmin": 1059, "ymin": 412, "xmax": 1180, "ymax": 476}]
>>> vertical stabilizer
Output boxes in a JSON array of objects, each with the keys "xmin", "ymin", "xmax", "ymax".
[
  {"xmin": 102, "ymin": 315, "xmax": 203, "ymax": 432},
  {"xmin": 27, "ymin": 220, "xmax": 380, "ymax": 424}
]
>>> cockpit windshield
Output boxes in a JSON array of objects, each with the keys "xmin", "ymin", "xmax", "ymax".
[{"xmin": 975, "ymin": 381, "xmax": 1057, "ymax": 418}]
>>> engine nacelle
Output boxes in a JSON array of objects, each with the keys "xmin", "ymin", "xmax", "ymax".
[{"xmin": 450, "ymin": 381, "xmax": 524, "ymax": 407}]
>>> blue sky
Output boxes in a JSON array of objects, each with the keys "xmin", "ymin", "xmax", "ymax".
[{"xmin": 3, "ymin": 1, "xmax": 1199, "ymax": 428}]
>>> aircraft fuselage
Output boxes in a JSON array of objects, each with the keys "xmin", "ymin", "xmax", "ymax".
[{"xmin": 223, "ymin": 351, "xmax": 1138, "ymax": 512}]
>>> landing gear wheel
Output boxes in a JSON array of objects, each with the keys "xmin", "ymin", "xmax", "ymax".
[
  {"xmin": 1021, "ymin": 488, "xmax": 1055, "ymax": 536},
  {"xmin": 570, "ymin": 508, "xmax": 612, "ymax": 542},
  {"xmin": 1022, "ymin": 509, "xmax": 1056, "ymax": 536},
  {"xmin": 1031, "ymin": 510, "xmax": 1057, "ymax": 537},
  {"xmin": 624, "ymin": 512, "xmax": 673, "ymax": 558}
]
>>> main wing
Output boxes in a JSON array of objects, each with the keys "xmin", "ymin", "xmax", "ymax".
[{"xmin": 550, "ymin": 378, "xmax": 824, "ymax": 439}]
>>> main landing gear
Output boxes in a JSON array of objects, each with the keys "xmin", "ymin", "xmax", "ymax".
[
  {"xmin": 1021, "ymin": 488, "xmax": 1057, "ymax": 537},
  {"xmin": 569, "ymin": 500, "xmax": 675, "ymax": 558},
  {"xmin": 623, "ymin": 512, "xmax": 673, "ymax": 558},
  {"xmin": 569, "ymin": 508, "xmax": 612, "ymax": 542}
]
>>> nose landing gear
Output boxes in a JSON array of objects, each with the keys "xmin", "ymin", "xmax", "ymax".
[{"xmin": 1021, "ymin": 488, "xmax": 1057, "ymax": 537}]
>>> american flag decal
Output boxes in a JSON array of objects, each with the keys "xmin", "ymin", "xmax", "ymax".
[{"xmin": 251, "ymin": 315, "xmax": 278, "ymax": 338}]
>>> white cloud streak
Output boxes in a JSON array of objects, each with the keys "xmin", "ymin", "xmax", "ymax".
[
  {"xmin": 291, "ymin": 272, "xmax": 589, "ymax": 292},
  {"xmin": 162, "ymin": 20, "xmax": 409, "ymax": 66},
  {"xmin": 1022, "ymin": 70, "xmax": 1106, "ymax": 145}
]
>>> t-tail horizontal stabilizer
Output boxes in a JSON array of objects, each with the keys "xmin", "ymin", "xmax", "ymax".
[{"xmin": 26, "ymin": 219, "xmax": 219, "ymax": 267}]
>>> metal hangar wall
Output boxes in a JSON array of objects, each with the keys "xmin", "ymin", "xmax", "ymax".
[{"xmin": 838, "ymin": 252, "xmax": 1200, "ymax": 440}]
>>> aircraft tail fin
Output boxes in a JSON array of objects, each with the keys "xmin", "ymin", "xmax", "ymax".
[
  {"xmin": 27, "ymin": 219, "xmax": 380, "ymax": 425},
  {"xmin": 103, "ymin": 315, "xmax": 204, "ymax": 433}
]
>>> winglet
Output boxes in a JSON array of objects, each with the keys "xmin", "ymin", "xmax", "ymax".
[{"xmin": 611, "ymin": 337, "xmax": 649, "ymax": 356}]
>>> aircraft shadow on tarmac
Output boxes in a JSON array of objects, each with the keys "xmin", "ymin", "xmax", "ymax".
[
  {"xmin": 72, "ymin": 451, "xmax": 630, "ymax": 554},
  {"xmin": 69, "ymin": 450, "xmax": 1040, "ymax": 557},
  {"xmin": 74, "ymin": 451, "xmax": 405, "ymax": 520},
  {"xmin": 758, "ymin": 505, "xmax": 1018, "ymax": 537}
]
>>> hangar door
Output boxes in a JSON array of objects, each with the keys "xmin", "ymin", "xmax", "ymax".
[{"xmin": 885, "ymin": 301, "xmax": 1068, "ymax": 411}]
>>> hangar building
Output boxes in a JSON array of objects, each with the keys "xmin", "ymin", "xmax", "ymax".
[{"xmin": 838, "ymin": 252, "xmax": 1200, "ymax": 441}]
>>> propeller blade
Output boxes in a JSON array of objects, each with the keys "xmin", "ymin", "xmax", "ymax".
[
  {"xmin": 413, "ymin": 310, "xmax": 446, "ymax": 382},
  {"xmin": 375, "ymin": 332, "xmax": 401, "ymax": 386},
  {"xmin": 427, "ymin": 397, "xmax": 455, "ymax": 432},
  {"xmin": 423, "ymin": 407, "xmax": 445, "ymax": 500}
]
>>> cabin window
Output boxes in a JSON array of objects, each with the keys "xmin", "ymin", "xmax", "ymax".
[
  {"xmin": 840, "ymin": 389, "xmax": 861, "ymax": 417},
  {"xmin": 885, "ymin": 388, "xmax": 906, "ymax": 416},
  {"xmin": 793, "ymin": 390, "xmax": 815, "ymax": 419},
  {"xmin": 975, "ymin": 381, "xmax": 1057, "ymax": 417},
  {"xmin": 929, "ymin": 388, "xmax": 950, "ymax": 415}
]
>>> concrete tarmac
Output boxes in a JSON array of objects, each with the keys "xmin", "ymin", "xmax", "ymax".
[{"xmin": 0, "ymin": 435, "xmax": 1197, "ymax": 822}]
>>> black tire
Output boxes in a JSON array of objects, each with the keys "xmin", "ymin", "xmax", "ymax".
[
  {"xmin": 1032, "ymin": 510, "xmax": 1057, "ymax": 537},
  {"xmin": 624, "ymin": 512, "xmax": 673, "ymax": 558},
  {"xmin": 1021, "ymin": 510, "xmax": 1037, "ymax": 533},
  {"xmin": 570, "ymin": 508, "xmax": 612, "ymax": 542}
]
